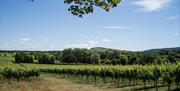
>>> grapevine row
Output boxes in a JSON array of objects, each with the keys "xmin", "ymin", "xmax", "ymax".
[
  {"xmin": 39, "ymin": 64, "xmax": 180, "ymax": 89},
  {"xmin": 1, "ymin": 67, "xmax": 40, "ymax": 81}
]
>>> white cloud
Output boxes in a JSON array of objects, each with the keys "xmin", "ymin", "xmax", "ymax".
[
  {"xmin": 18, "ymin": 38, "xmax": 31, "ymax": 45},
  {"xmin": 102, "ymin": 26, "xmax": 129, "ymax": 30},
  {"xmin": 166, "ymin": 15, "xmax": 179, "ymax": 20},
  {"xmin": 65, "ymin": 40, "xmax": 98, "ymax": 49},
  {"xmin": 102, "ymin": 38, "xmax": 112, "ymax": 42},
  {"xmin": 133, "ymin": 0, "xmax": 171, "ymax": 12},
  {"xmin": 19, "ymin": 38, "xmax": 31, "ymax": 41}
]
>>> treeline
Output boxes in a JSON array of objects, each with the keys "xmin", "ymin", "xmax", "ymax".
[{"xmin": 13, "ymin": 48, "xmax": 180, "ymax": 65}]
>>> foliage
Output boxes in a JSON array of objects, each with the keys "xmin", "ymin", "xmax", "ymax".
[
  {"xmin": 1, "ymin": 67, "xmax": 39, "ymax": 80},
  {"xmin": 34, "ymin": 64, "xmax": 180, "ymax": 90},
  {"xmin": 15, "ymin": 53, "xmax": 33, "ymax": 63},
  {"xmin": 38, "ymin": 54, "xmax": 55, "ymax": 64},
  {"xmin": 2, "ymin": 47, "xmax": 180, "ymax": 65},
  {"xmin": 62, "ymin": 48, "xmax": 100, "ymax": 64},
  {"xmin": 64, "ymin": 0, "xmax": 122, "ymax": 17},
  {"xmin": 120, "ymin": 55, "xmax": 128, "ymax": 65}
]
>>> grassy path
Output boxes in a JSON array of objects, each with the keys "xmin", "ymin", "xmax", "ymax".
[{"xmin": 0, "ymin": 74, "xmax": 115, "ymax": 91}]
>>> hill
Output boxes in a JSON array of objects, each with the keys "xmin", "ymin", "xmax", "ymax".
[
  {"xmin": 90, "ymin": 47, "xmax": 180, "ymax": 53},
  {"xmin": 143, "ymin": 47, "xmax": 180, "ymax": 52}
]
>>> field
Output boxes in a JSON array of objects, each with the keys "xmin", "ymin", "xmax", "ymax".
[{"xmin": 0, "ymin": 53, "xmax": 179, "ymax": 91}]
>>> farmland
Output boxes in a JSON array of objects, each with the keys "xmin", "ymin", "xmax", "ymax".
[
  {"xmin": 1, "ymin": 0, "xmax": 180, "ymax": 91},
  {"xmin": 0, "ymin": 51, "xmax": 179, "ymax": 91}
]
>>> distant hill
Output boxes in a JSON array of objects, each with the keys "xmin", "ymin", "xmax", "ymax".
[
  {"xmin": 90, "ymin": 47, "xmax": 119, "ymax": 52},
  {"xmin": 90, "ymin": 47, "xmax": 130, "ymax": 53},
  {"xmin": 1, "ymin": 47, "xmax": 180, "ymax": 53},
  {"xmin": 143, "ymin": 47, "xmax": 180, "ymax": 52},
  {"xmin": 90, "ymin": 47, "xmax": 180, "ymax": 53}
]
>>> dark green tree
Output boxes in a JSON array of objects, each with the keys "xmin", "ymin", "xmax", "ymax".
[
  {"xmin": 128, "ymin": 56, "xmax": 138, "ymax": 64},
  {"xmin": 15, "ymin": 53, "xmax": 33, "ymax": 63},
  {"xmin": 30, "ymin": 0, "xmax": 122, "ymax": 17},
  {"xmin": 15, "ymin": 53, "xmax": 24, "ymax": 63},
  {"xmin": 120, "ymin": 55, "xmax": 128, "ymax": 65},
  {"xmin": 90, "ymin": 52, "xmax": 101, "ymax": 64},
  {"xmin": 64, "ymin": 0, "xmax": 122, "ymax": 17},
  {"xmin": 142, "ymin": 53, "xmax": 156, "ymax": 64},
  {"xmin": 62, "ymin": 48, "xmax": 77, "ymax": 63},
  {"xmin": 38, "ymin": 54, "xmax": 55, "ymax": 64}
]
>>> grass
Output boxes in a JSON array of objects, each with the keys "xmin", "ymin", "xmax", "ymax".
[
  {"xmin": 0, "ymin": 73, "xmax": 177, "ymax": 91},
  {"xmin": 0, "ymin": 74, "xmax": 111, "ymax": 91}
]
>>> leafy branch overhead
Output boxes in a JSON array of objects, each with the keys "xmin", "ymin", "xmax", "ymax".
[
  {"xmin": 64, "ymin": 0, "xmax": 122, "ymax": 17},
  {"xmin": 30, "ymin": 0, "xmax": 121, "ymax": 17}
]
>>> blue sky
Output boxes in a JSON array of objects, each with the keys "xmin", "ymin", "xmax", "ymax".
[{"xmin": 0, "ymin": 0, "xmax": 180, "ymax": 51}]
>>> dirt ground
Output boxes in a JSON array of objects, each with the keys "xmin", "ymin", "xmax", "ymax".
[{"xmin": 0, "ymin": 76, "xmax": 117, "ymax": 91}]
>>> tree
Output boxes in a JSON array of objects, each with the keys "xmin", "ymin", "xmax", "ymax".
[
  {"xmin": 111, "ymin": 58, "xmax": 121, "ymax": 65},
  {"xmin": 120, "ymin": 55, "xmax": 128, "ymax": 65},
  {"xmin": 167, "ymin": 51, "xmax": 180, "ymax": 63},
  {"xmin": 62, "ymin": 48, "xmax": 77, "ymax": 63},
  {"xmin": 142, "ymin": 53, "xmax": 156, "ymax": 65},
  {"xmin": 54, "ymin": 52, "xmax": 63, "ymax": 63},
  {"xmin": 15, "ymin": 53, "xmax": 33, "ymax": 63},
  {"xmin": 15, "ymin": 53, "xmax": 24, "ymax": 63},
  {"xmin": 30, "ymin": 0, "xmax": 122, "ymax": 17},
  {"xmin": 38, "ymin": 54, "xmax": 55, "ymax": 64},
  {"xmin": 90, "ymin": 52, "xmax": 101, "ymax": 64},
  {"xmin": 65, "ymin": 0, "xmax": 122, "ymax": 17},
  {"xmin": 24, "ymin": 55, "xmax": 33, "ymax": 63},
  {"xmin": 102, "ymin": 58, "xmax": 111, "ymax": 64},
  {"xmin": 62, "ymin": 48, "xmax": 101, "ymax": 64},
  {"xmin": 128, "ymin": 56, "xmax": 138, "ymax": 64}
]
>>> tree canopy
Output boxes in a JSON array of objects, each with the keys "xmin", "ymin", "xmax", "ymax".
[{"xmin": 30, "ymin": 0, "xmax": 122, "ymax": 17}]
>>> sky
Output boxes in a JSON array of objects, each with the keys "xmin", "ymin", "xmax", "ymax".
[{"xmin": 0, "ymin": 0, "xmax": 180, "ymax": 51}]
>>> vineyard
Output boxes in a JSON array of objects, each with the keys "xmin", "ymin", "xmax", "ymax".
[
  {"xmin": 0, "ymin": 52, "xmax": 180, "ymax": 91},
  {"xmin": 1, "ymin": 67, "xmax": 39, "ymax": 81},
  {"xmin": 36, "ymin": 64, "xmax": 180, "ymax": 90},
  {"xmin": 0, "ymin": 63, "xmax": 179, "ymax": 90}
]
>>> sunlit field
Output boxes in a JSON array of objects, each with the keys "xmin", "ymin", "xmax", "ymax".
[{"xmin": 0, "ymin": 53, "xmax": 179, "ymax": 91}]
